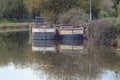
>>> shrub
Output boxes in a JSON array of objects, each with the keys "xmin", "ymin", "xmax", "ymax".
[
  {"xmin": 99, "ymin": 10, "xmax": 117, "ymax": 18},
  {"xmin": 87, "ymin": 18, "xmax": 120, "ymax": 46},
  {"xmin": 58, "ymin": 8, "xmax": 89, "ymax": 24}
]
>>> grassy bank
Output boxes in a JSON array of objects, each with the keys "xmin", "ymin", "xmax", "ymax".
[
  {"xmin": 0, "ymin": 22, "xmax": 33, "ymax": 27},
  {"xmin": 0, "ymin": 22, "xmax": 33, "ymax": 33},
  {"xmin": 0, "ymin": 29, "xmax": 29, "ymax": 33}
]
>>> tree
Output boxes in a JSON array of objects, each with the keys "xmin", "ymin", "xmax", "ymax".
[
  {"xmin": 42, "ymin": 0, "xmax": 78, "ymax": 23},
  {"xmin": 112, "ymin": 0, "xmax": 120, "ymax": 16},
  {"xmin": 117, "ymin": 2, "xmax": 120, "ymax": 17},
  {"xmin": 77, "ymin": 0, "xmax": 101, "ymax": 19},
  {"xmin": 0, "ymin": 0, "xmax": 28, "ymax": 21},
  {"xmin": 58, "ymin": 8, "xmax": 89, "ymax": 24},
  {"xmin": 23, "ymin": 0, "xmax": 43, "ymax": 18},
  {"xmin": 0, "ymin": 0, "xmax": 6, "ymax": 20}
]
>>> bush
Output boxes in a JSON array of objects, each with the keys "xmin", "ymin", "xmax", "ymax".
[
  {"xmin": 99, "ymin": 10, "xmax": 117, "ymax": 18},
  {"xmin": 58, "ymin": 8, "xmax": 89, "ymax": 24},
  {"xmin": 87, "ymin": 18, "xmax": 120, "ymax": 46}
]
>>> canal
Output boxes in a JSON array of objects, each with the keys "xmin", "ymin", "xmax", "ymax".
[{"xmin": 0, "ymin": 31, "xmax": 120, "ymax": 80}]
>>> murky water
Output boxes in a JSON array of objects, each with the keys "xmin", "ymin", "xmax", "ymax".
[{"xmin": 0, "ymin": 31, "xmax": 120, "ymax": 80}]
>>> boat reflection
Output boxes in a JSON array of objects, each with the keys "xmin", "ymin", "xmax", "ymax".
[
  {"xmin": 32, "ymin": 40, "xmax": 58, "ymax": 53},
  {"xmin": 59, "ymin": 40, "xmax": 85, "ymax": 53},
  {"xmin": 31, "ymin": 40, "xmax": 85, "ymax": 53}
]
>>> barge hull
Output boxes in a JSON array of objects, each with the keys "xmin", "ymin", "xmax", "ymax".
[
  {"xmin": 60, "ymin": 34, "xmax": 84, "ymax": 41},
  {"xmin": 32, "ymin": 32, "xmax": 57, "ymax": 40}
]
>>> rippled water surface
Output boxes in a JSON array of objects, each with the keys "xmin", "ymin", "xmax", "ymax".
[{"xmin": 0, "ymin": 31, "xmax": 120, "ymax": 80}]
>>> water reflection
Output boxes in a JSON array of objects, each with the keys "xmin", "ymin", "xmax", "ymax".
[
  {"xmin": 32, "ymin": 40, "xmax": 58, "ymax": 53},
  {"xmin": 32, "ymin": 40, "xmax": 85, "ymax": 54},
  {"xmin": 0, "ymin": 31, "xmax": 120, "ymax": 80}
]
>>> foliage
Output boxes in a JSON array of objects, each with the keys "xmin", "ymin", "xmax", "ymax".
[
  {"xmin": 112, "ymin": 0, "xmax": 120, "ymax": 16},
  {"xmin": 42, "ymin": 0, "xmax": 79, "ymax": 23},
  {"xmin": 99, "ymin": 10, "xmax": 110, "ymax": 18},
  {"xmin": 58, "ymin": 8, "xmax": 89, "ymax": 24},
  {"xmin": 23, "ymin": 0, "xmax": 43, "ymax": 19},
  {"xmin": 88, "ymin": 18, "xmax": 120, "ymax": 46},
  {"xmin": 0, "ymin": 0, "xmax": 28, "ymax": 21},
  {"xmin": 0, "ymin": 0, "xmax": 119, "ymax": 22},
  {"xmin": 0, "ymin": 0, "xmax": 102, "ymax": 22},
  {"xmin": 99, "ymin": 10, "xmax": 117, "ymax": 18},
  {"xmin": 78, "ymin": 0, "xmax": 101, "ymax": 19},
  {"xmin": 117, "ymin": 2, "xmax": 120, "ymax": 17}
]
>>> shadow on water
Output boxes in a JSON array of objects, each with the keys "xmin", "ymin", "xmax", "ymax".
[{"xmin": 0, "ymin": 31, "xmax": 120, "ymax": 80}]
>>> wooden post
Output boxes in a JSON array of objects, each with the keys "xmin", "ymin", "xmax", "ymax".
[
  {"xmin": 72, "ymin": 29, "xmax": 73, "ymax": 40},
  {"xmin": 29, "ymin": 25, "xmax": 32, "ymax": 44}
]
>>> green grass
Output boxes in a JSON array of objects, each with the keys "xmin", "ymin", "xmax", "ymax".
[
  {"xmin": 0, "ymin": 22, "xmax": 33, "ymax": 32},
  {"xmin": 0, "ymin": 29, "xmax": 28, "ymax": 33},
  {"xmin": 0, "ymin": 22, "xmax": 33, "ymax": 27}
]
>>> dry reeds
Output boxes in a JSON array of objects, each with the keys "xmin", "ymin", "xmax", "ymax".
[{"xmin": 87, "ymin": 19, "xmax": 120, "ymax": 47}]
